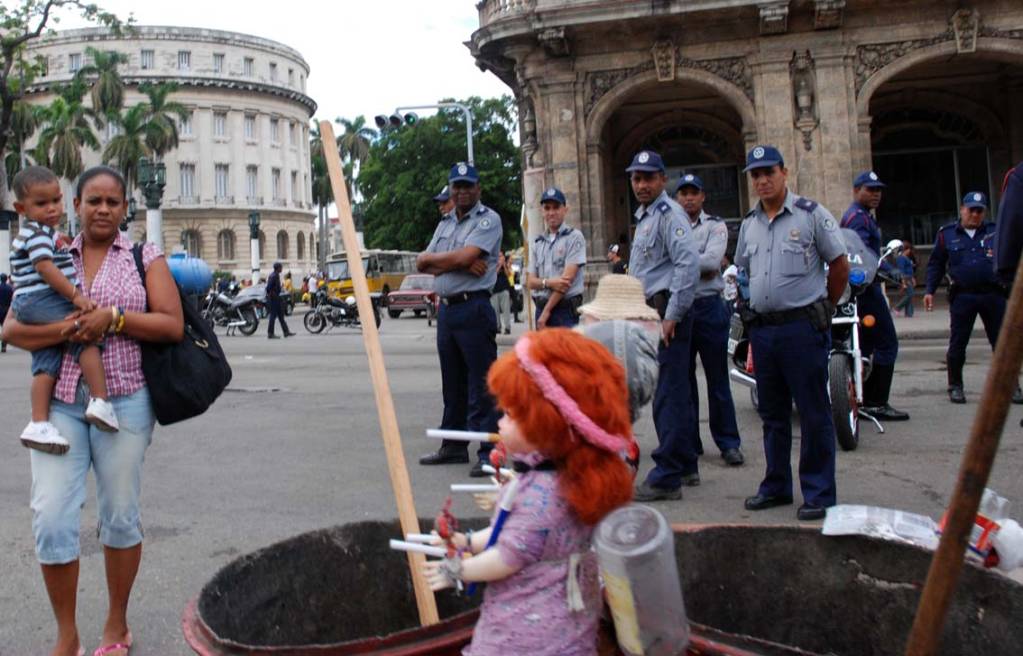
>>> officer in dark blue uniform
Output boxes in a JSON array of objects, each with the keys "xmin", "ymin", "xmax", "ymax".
[
  {"xmin": 735, "ymin": 145, "xmax": 849, "ymax": 521},
  {"xmin": 840, "ymin": 171, "xmax": 909, "ymax": 421},
  {"xmin": 925, "ymin": 192, "xmax": 1022, "ymax": 404},
  {"xmin": 416, "ymin": 163, "xmax": 502, "ymax": 476},
  {"xmin": 995, "ymin": 162, "xmax": 1023, "ymax": 287}
]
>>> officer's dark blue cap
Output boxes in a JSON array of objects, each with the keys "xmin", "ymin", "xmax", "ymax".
[
  {"xmin": 743, "ymin": 145, "xmax": 784, "ymax": 172},
  {"xmin": 625, "ymin": 150, "xmax": 666, "ymax": 173},
  {"xmin": 432, "ymin": 185, "xmax": 450, "ymax": 202},
  {"xmin": 448, "ymin": 162, "xmax": 479, "ymax": 184},
  {"xmin": 963, "ymin": 191, "xmax": 987, "ymax": 209},
  {"xmin": 675, "ymin": 173, "xmax": 704, "ymax": 192},
  {"xmin": 540, "ymin": 187, "xmax": 566, "ymax": 206},
  {"xmin": 853, "ymin": 171, "xmax": 886, "ymax": 188}
]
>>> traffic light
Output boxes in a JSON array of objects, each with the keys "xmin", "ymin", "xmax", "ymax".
[
  {"xmin": 403, "ymin": 112, "xmax": 418, "ymax": 126},
  {"xmin": 375, "ymin": 112, "xmax": 419, "ymax": 130}
]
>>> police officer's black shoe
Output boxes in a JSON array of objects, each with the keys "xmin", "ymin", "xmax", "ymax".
[
  {"xmin": 744, "ymin": 494, "xmax": 793, "ymax": 511},
  {"xmin": 1012, "ymin": 387, "xmax": 1023, "ymax": 405},
  {"xmin": 419, "ymin": 449, "xmax": 470, "ymax": 466},
  {"xmin": 948, "ymin": 386, "xmax": 966, "ymax": 404},
  {"xmin": 284, "ymin": 331, "xmax": 297, "ymax": 338},
  {"xmin": 634, "ymin": 482, "xmax": 682, "ymax": 502},
  {"xmin": 796, "ymin": 504, "xmax": 827, "ymax": 521},
  {"xmin": 267, "ymin": 334, "xmax": 281, "ymax": 339},
  {"xmin": 861, "ymin": 404, "xmax": 910, "ymax": 421},
  {"xmin": 721, "ymin": 448, "xmax": 745, "ymax": 466},
  {"xmin": 680, "ymin": 473, "xmax": 701, "ymax": 487}
]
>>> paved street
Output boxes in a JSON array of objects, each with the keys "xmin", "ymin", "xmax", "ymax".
[{"xmin": 1, "ymin": 305, "xmax": 1021, "ymax": 655}]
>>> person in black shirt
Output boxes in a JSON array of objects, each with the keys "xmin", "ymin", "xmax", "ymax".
[
  {"xmin": 0, "ymin": 273, "xmax": 13, "ymax": 353},
  {"xmin": 266, "ymin": 262, "xmax": 295, "ymax": 339},
  {"xmin": 491, "ymin": 251, "xmax": 513, "ymax": 334},
  {"xmin": 607, "ymin": 244, "xmax": 627, "ymax": 274}
]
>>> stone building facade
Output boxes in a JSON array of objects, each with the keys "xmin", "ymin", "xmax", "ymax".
[
  {"xmin": 25, "ymin": 26, "xmax": 317, "ymax": 277},
  {"xmin": 469, "ymin": 0, "xmax": 1023, "ymax": 267}
]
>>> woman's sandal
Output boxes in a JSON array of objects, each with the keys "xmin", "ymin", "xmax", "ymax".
[{"xmin": 92, "ymin": 631, "xmax": 132, "ymax": 656}]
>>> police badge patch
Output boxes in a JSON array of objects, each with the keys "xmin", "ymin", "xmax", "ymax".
[
  {"xmin": 675, "ymin": 227, "xmax": 685, "ymax": 237},
  {"xmin": 822, "ymin": 218, "xmax": 836, "ymax": 230},
  {"xmin": 480, "ymin": 218, "xmax": 491, "ymax": 228}
]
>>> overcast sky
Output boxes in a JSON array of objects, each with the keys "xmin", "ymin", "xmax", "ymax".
[{"xmin": 54, "ymin": 0, "xmax": 513, "ymax": 130}]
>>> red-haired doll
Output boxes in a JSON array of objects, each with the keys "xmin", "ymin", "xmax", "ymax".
[{"xmin": 423, "ymin": 328, "xmax": 634, "ymax": 655}]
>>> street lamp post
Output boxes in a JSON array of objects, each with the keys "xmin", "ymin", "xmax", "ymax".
[
  {"xmin": 138, "ymin": 157, "xmax": 167, "ymax": 251},
  {"xmin": 249, "ymin": 210, "xmax": 261, "ymax": 284},
  {"xmin": 375, "ymin": 102, "xmax": 474, "ymax": 165},
  {"xmin": 120, "ymin": 197, "xmax": 138, "ymax": 236}
]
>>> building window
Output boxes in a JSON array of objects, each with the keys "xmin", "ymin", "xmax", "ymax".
[
  {"xmin": 276, "ymin": 230, "xmax": 289, "ymax": 260},
  {"xmin": 288, "ymin": 121, "xmax": 296, "ymax": 146},
  {"xmin": 68, "ymin": 53, "xmax": 82, "ymax": 73},
  {"xmin": 213, "ymin": 112, "xmax": 227, "ymax": 137},
  {"xmin": 271, "ymin": 168, "xmax": 281, "ymax": 200},
  {"xmin": 299, "ymin": 74, "xmax": 305, "ymax": 91},
  {"xmin": 269, "ymin": 62, "xmax": 277, "ymax": 81},
  {"xmin": 215, "ymin": 164, "xmax": 230, "ymax": 199},
  {"xmin": 244, "ymin": 114, "xmax": 256, "ymax": 140},
  {"xmin": 212, "ymin": 53, "xmax": 225, "ymax": 73},
  {"xmin": 246, "ymin": 165, "xmax": 258, "ymax": 201},
  {"xmin": 270, "ymin": 118, "xmax": 280, "ymax": 143},
  {"xmin": 180, "ymin": 164, "xmax": 196, "ymax": 200},
  {"xmin": 310, "ymin": 232, "xmax": 316, "ymax": 260},
  {"xmin": 297, "ymin": 232, "xmax": 305, "ymax": 260},
  {"xmin": 140, "ymin": 49, "xmax": 154, "ymax": 70},
  {"xmin": 243, "ymin": 57, "xmax": 254, "ymax": 76},
  {"xmin": 181, "ymin": 229, "xmax": 202, "ymax": 257},
  {"xmin": 288, "ymin": 68, "xmax": 294, "ymax": 85},
  {"xmin": 178, "ymin": 50, "xmax": 191, "ymax": 71},
  {"xmin": 291, "ymin": 171, "xmax": 298, "ymax": 202},
  {"xmin": 217, "ymin": 229, "xmax": 236, "ymax": 260},
  {"xmin": 179, "ymin": 111, "xmax": 193, "ymax": 137},
  {"xmin": 258, "ymin": 230, "xmax": 266, "ymax": 260}
]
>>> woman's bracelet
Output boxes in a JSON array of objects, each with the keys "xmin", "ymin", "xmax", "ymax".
[
  {"xmin": 108, "ymin": 306, "xmax": 120, "ymax": 333},
  {"xmin": 115, "ymin": 306, "xmax": 126, "ymax": 334}
]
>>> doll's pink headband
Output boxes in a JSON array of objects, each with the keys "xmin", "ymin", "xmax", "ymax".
[{"xmin": 514, "ymin": 336, "xmax": 631, "ymax": 454}]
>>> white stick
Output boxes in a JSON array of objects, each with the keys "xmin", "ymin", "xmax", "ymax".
[
  {"xmin": 389, "ymin": 539, "xmax": 446, "ymax": 558},
  {"xmin": 451, "ymin": 483, "xmax": 501, "ymax": 493},
  {"xmin": 481, "ymin": 464, "xmax": 513, "ymax": 477},
  {"xmin": 404, "ymin": 533, "xmax": 437, "ymax": 544},
  {"xmin": 426, "ymin": 429, "xmax": 500, "ymax": 443}
]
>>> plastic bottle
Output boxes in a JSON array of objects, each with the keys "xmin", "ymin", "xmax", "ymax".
[{"xmin": 594, "ymin": 504, "xmax": 689, "ymax": 656}]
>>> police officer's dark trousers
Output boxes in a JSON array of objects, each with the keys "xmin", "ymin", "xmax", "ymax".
[
  {"xmin": 688, "ymin": 295, "xmax": 741, "ymax": 454},
  {"xmin": 751, "ymin": 318, "xmax": 837, "ymax": 507},
  {"xmin": 267, "ymin": 297, "xmax": 290, "ymax": 337},
  {"xmin": 857, "ymin": 283, "xmax": 899, "ymax": 405},
  {"xmin": 646, "ymin": 312, "xmax": 699, "ymax": 489},
  {"xmin": 534, "ymin": 296, "xmax": 579, "ymax": 328},
  {"xmin": 436, "ymin": 295, "xmax": 498, "ymax": 460},
  {"xmin": 947, "ymin": 291, "xmax": 1006, "ymax": 388}
]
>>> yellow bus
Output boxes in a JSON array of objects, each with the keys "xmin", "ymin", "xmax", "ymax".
[{"xmin": 325, "ymin": 249, "xmax": 418, "ymax": 302}]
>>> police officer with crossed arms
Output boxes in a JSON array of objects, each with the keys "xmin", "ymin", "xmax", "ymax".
[
  {"xmin": 527, "ymin": 187, "xmax": 586, "ymax": 329},
  {"xmin": 735, "ymin": 145, "xmax": 849, "ymax": 521},
  {"xmin": 417, "ymin": 162, "xmax": 502, "ymax": 477}
]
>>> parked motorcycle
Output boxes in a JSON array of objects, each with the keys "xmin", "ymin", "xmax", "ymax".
[
  {"xmin": 201, "ymin": 286, "xmax": 261, "ymax": 336},
  {"xmin": 727, "ymin": 229, "xmax": 904, "ymax": 451},
  {"xmin": 303, "ymin": 288, "xmax": 381, "ymax": 334}
]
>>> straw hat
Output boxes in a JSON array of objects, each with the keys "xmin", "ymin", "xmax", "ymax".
[{"xmin": 578, "ymin": 274, "xmax": 660, "ymax": 322}]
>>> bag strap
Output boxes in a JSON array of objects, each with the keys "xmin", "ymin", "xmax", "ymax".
[{"xmin": 131, "ymin": 243, "xmax": 147, "ymax": 287}]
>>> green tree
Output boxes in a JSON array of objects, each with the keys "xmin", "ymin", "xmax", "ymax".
[
  {"xmin": 76, "ymin": 45, "xmax": 127, "ymax": 118},
  {"xmin": 335, "ymin": 114, "xmax": 376, "ymax": 166},
  {"xmin": 358, "ymin": 96, "xmax": 521, "ymax": 251},
  {"xmin": 139, "ymin": 81, "xmax": 188, "ymax": 159},
  {"xmin": 101, "ymin": 101, "xmax": 149, "ymax": 190},
  {"xmin": 4, "ymin": 99, "xmax": 42, "ymax": 181},
  {"xmin": 33, "ymin": 78, "xmax": 99, "ymax": 181}
]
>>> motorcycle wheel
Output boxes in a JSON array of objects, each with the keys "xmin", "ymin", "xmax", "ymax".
[
  {"xmin": 304, "ymin": 310, "xmax": 326, "ymax": 334},
  {"xmin": 829, "ymin": 355, "xmax": 860, "ymax": 451},
  {"xmin": 238, "ymin": 308, "xmax": 259, "ymax": 336},
  {"xmin": 388, "ymin": 309, "xmax": 401, "ymax": 319},
  {"xmin": 285, "ymin": 300, "xmax": 294, "ymax": 316}
]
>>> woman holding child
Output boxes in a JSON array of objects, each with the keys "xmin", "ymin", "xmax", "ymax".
[{"xmin": 2, "ymin": 165, "xmax": 183, "ymax": 656}]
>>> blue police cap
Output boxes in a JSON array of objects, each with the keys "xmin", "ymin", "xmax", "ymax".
[
  {"xmin": 626, "ymin": 150, "xmax": 665, "ymax": 173},
  {"xmin": 963, "ymin": 191, "xmax": 987, "ymax": 209},
  {"xmin": 743, "ymin": 145, "xmax": 785, "ymax": 172},
  {"xmin": 540, "ymin": 187, "xmax": 566, "ymax": 205},
  {"xmin": 432, "ymin": 185, "xmax": 450, "ymax": 202},
  {"xmin": 853, "ymin": 171, "xmax": 886, "ymax": 188},
  {"xmin": 675, "ymin": 173, "xmax": 704, "ymax": 192},
  {"xmin": 449, "ymin": 162, "xmax": 479, "ymax": 184}
]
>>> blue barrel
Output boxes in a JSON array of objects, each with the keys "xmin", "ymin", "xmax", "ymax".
[{"xmin": 167, "ymin": 252, "xmax": 213, "ymax": 295}]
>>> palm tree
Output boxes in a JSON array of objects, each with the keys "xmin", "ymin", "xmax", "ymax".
[
  {"xmin": 101, "ymin": 102, "xmax": 150, "ymax": 191},
  {"xmin": 138, "ymin": 82, "xmax": 189, "ymax": 160},
  {"xmin": 4, "ymin": 100, "xmax": 42, "ymax": 181},
  {"xmin": 309, "ymin": 122, "xmax": 333, "ymax": 267},
  {"xmin": 335, "ymin": 115, "xmax": 376, "ymax": 166},
  {"xmin": 75, "ymin": 47, "xmax": 128, "ymax": 120},
  {"xmin": 33, "ymin": 80, "xmax": 99, "ymax": 181}
]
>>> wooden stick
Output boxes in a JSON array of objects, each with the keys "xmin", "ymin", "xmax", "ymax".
[
  {"xmin": 521, "ymin": 204, "xmax": 535, "ymax": 331},
  {"xmin": 318, "ymin": 121, "xmax": 439, "ymax": 626},
  {"xmin": 904, "ymin": 263, "xmax": 1023, "ymax": 655}
]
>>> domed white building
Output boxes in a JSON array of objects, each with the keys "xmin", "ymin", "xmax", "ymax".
[{"xmin": 25, "ymin": 25, "xmax": 318, "ymax": 277}]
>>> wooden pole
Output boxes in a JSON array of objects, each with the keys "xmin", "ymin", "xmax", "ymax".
[
  {"xmin": 318, "ymin": 121, "xmax": 439, "ymax": 626},
  {"xmin": 904, "ymin": 262, "xmax": 1023, "ymax": 655},
  {"xmin": 520, "ymin": 205, "xmax": 535, "ymax": 330}
]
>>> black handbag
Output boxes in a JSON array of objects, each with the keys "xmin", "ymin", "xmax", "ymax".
[{"xmin": 131, "ymin": 244, "xmax": 232, "ymax": 425}]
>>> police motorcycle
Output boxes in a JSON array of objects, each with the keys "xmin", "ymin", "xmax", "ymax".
[
  {"xmin": 303, "ymin": 287, "xmax": 382, "ymax": 334},
  {"xmin": 201, "ymin": 284, "xmax": 261, "ymax": 336}
]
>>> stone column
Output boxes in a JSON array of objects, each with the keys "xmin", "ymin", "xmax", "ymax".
[
  {"xmin": 750, "ymin": 55, "xmax": 800, "ymax": 188},
  {"xmin": 812, "ymin": 48, "xmax": 858, "ymax": 212}
]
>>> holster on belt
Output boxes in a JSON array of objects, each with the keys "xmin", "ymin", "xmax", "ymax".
[
  {"xmin": 646, "ymin": 290, "xmax": 670, "ymax": 320},
  {"xmin": 806, "ymin": 299, "xmax": 834, "ymax": 332}
]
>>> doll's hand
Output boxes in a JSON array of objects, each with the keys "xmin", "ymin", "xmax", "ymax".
[
  {"xmin": 422, "ymin": 557, "xmax": 461, "ymax": 591},
  {"xmin": 428, "ymin": 530, "xmax": 468, "ymax": 550}
]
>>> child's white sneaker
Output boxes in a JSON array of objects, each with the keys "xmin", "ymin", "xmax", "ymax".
[
  {"xmin": 85, "ymin": 398, "xmax": 119, "ymax": 433},
  {"xmin": 20, "ymin": 421, "xmax": 70, "ymax": 455}
]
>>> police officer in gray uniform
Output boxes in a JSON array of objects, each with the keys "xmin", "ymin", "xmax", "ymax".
[
  {"xmin": 527, "ymin": 187, "xmax": 587, "ymax": 329},
  {"xmin": 675, "ymin": 173, "xmax": 744, "ymax": 466},
  {"xmin": 626, "ymin": 150, "xmax": 701, "ymax": 502},
  {"xmin": 416, "ymin": 163, "xmax": 502, "ymax": 476},
  {"xmin": 735, "ymin": 145, "xmax": 849, "ymax": 521}
]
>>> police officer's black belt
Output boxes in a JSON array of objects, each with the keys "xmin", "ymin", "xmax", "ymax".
[
  {"xmin": 512, "ymin": 459, "xmax": 557, "ymax": 473},
  {"xmin": 533, "ymin": 294, "xmax": 582, "ymax": 307},
  {"xmin": 747, "ymin": 302, "xmax": 824, "ymax": 327},
  {"xmin": 441, "ymin": 290, "xmax": 491, "ymax": 306}
]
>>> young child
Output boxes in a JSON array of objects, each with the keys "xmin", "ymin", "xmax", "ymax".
[
  {"xmin": 423, "ymin": 328, "xmax": 634, "ymax": 656},
  {"xmin": 10, "ymin": 166, "xmax": 118, "ymax": 454}
]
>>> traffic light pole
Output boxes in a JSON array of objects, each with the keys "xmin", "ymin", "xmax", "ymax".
[{"xmin": 394, "ymin": 103, "xmax": 474, "ymax": 166}]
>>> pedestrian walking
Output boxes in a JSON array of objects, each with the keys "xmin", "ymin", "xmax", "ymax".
[
  {"xmin": 924, "ymin": 192, "xmax": 1023, "ymax": 404},
  {"xmin": 735, "ymin": 145, "xmax": 849, "ymax": 521},
  {"xmin": 266, "ymin": 262, "xmax": 295, "ymax": 339},
  {"xmin": 623, "ymin": 150, "xmax": 701, "ymax": 503},
  {"xmin": 674, "ymin": 173, "xmax": 744, "ymax": 466},
  {"xmin": 490, "ymin": 251, "xmax": 513, "ymax": 334},
  {"xmin": 893, "ymin": 244, "xmax": 917, "ymax": 317},
  {"xmin": 527, "ymin": 187, "xmax": 586, "ymax": 329},
  {"xmin": 840, "ymin": 171, "xmax": 909, "ymax": 421},
  {"xmin": 416, "ymin": 163, "xmax": 502, "ymax": 477}
]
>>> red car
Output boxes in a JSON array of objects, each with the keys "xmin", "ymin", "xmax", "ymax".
[{"xmin": 387, "ymin": 274, "xmax": 438, "ymax": 324}]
